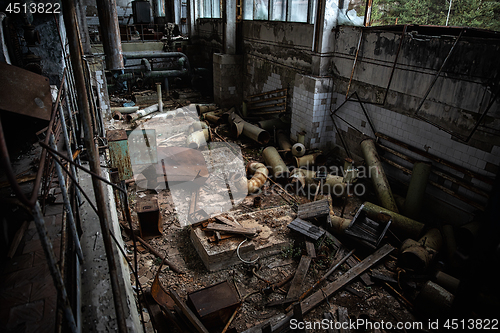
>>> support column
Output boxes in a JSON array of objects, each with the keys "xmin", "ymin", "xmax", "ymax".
[
  {"xmin": 225, "ymin": 0, "xmax": 236, "ymax": 55},
  {"xmin": 96, "ymin": 0, "xmax": 124, "ymax": 70},
  {"xmin": 76, "ymin": 0, "xmax": 92, "ymax": 55},
  {"xmin": 311, "ymin": 0, "xmax": 340, "ymax": 76},
  {"xmin": 188, "ymin": 0, "xmax": 195, "ymax": 37}
]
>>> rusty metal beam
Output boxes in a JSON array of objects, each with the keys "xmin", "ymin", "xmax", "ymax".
[{"xmin": 61, "ymin": 1, "xmax": 127, "ymax": 332}]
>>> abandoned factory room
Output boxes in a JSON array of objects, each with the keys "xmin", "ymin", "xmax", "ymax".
[{"xmin": 1, "ymin": 0, "xmax": 500, "ymax": 332}]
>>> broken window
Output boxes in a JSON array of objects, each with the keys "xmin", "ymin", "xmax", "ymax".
[
  {"xmin": 198, "ymin": 0, "xmax": 221, "ymax": 18},
  {"xmin": 288, "ymin": 0, "xmax": 308, "ymax": 22},
  {"xmin": 271, "ymin": 0, "xmax": 287, "ymax": 21}
]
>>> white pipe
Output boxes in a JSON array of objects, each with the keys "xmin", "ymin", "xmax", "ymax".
[{"xmin": 0, "ymin": 13, "xmax": 12, "ymax": 64}]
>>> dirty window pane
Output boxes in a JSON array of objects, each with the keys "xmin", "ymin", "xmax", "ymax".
[
  {"xmin": 243, "ymin": 0, "xmax": 253, "ymax": 19},
  {"xmin": 271, "ymin": 0, "xmax": 286, "ymax": 21},
  {"xmin": 203, "ymin": 0, "xmax": 212, "ymax": 17},
  {"xmin": 254, "ymin": 0, "xmax": 269, "ymax": 20},
  {"xmin": 212, "ymin": 0, "xmax": 220, "ymax": 18},
  {"xmin": 288, "ymin": 0, "xmax": 308, "ymax": 22}
]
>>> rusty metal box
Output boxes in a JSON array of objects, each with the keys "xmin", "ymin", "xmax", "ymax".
[
  {"xmin": 136, "ymin": 198, "xmax": 162, "ymax": 239},
  {"xmin": 186, "ymin": 281, "xmax": 240, "ymax": 329}
]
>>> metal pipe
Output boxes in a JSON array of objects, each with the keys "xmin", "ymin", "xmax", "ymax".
[
  {"xmin": 203, "ymin": 111, "xmax": 224, "ymax": 125},
  {"xmin": 402, "ymin": 161, "xmax": 431, "ymax": 220},
  {"xmin": 49, "ymin": 134, "xmax": 84, "ymax": 262},
  {"xmin": 362, "ymin": 202, "xmax": 424, "ymax": 240},
  {"xmin": 186, "ymin": 129, "xmax": 210, "ymax": 149},
  {"xmin": 246, "ymin": 162, "xmax": 269, "ymax": 193},
  {"xmin": 110, "ymin": 106, "xmax": 139, "ymax": 114},
  {"xmin": 415, "ymin": 281, "xmax": 454, "ymax": 316},
  {"xmin": 414, "ymin": 29, "xmax": 463, "ymax": 117},
  {"xmin": 196, "ymin": 104, "xmax": 217, "ymax": 115},
  {"xmin": 435, "ymin": 271, "xmax": 460, "ymax": 293},
  {"xmin": 257, "ymin": 118, "xmax": 290, "ymax": 132},
  {"xmin": 295, "ymin": 153, "xmax": 326, "ymax": 168},
  {"xmin": 400, "ymin": 228, "xmax": 442, "ymax": 272},
  {"xmin": 328, "ymin": 215, "xmax": 352, "ymax": 234},
  {"xmin": 33, "ymin": 202, "xmax": 78, "ymax": 333},
  {"xmin": 95, "ymin": 0, "xmax": 124, "ymax": 70},
  {"xmin": 292, "ymin": 143, "xmax": 306, "ymax": 157},
  {"xmin": 229, "ymin": 112, "xmax": 245, "ymax": 138},
  {"xmin": 346, "ymin": 30, "xmax": 363, "ymax": 98},
  {"xmin": 361, "ymin": 138, "xmax": 399, "ymax": 213},
  {"xmin": 322, "ymin": 175, "xmax": 346, "ymax": 197},
  {"xmin": 289, "ymin": 168, "xmax": 316, "ymax": 192},
  {"xmin": 277, "ymin": 130, "xmax": 292, "ymax": 151},
  {"xmin": 263, "ymin": 146, "xmax": 289, "ymax": 181},
  {"xmin": 62, "ymin": 2, "xmax": 128, "ymax": 332},
  {"xmin": 156, "ymin": 82, "xmax": 163, "ymax": 113},
  {"xmin": 383, "ymin": 25, "xmax": 407, "ymax": 105},
  {"xmin": 118, "ymin": 69, "xmax": 189, "ymax": 81},
  {"xmin": 242, "ymin": 121, "xmax": 271, "ymax": 144}
]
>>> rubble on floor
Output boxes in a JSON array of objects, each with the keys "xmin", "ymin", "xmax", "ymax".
[{"xmin": 104, "ymin": 87, "xmax": 495, "ymax": 333}]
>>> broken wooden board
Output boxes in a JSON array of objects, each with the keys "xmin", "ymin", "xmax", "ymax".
[
  {"xmin": 305, "ymin": 241, "xmax": 316, "ymax": 258},
  {"xmin": 205, "ymin": 223, "xmax": 259, "ymax": 236},
  {"xmin": 191, "ymin": 206, "xmax": 295, "ymax": 271},
  {"xmin": 297, "ymin": 199, "xmax": 330, "ymax": 220},
  {"xmin": 0, "ymin": 62, "xmax": 52, "ymax": 120},
  {"xmin": 300, "ymin": 244, "xmax": 395, "ymax": 315},
  {"xmin": 215, "ymin": 215, "xmax": 241, "ymax": 228},
  {"xmin": 288, "ymin": 218, "xmax": 325, "ymax": 240},
  {"xmin": 286, "ymin": 255, "xmax": 312, "ymax": 301}
]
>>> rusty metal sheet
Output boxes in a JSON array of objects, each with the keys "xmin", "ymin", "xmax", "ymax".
[
  {"xmin": 0, "ymin": 62, "xmax": 52, "ymax": 120},
  {"xmin": 156, "ymin": 146, "xmax": 209, "ymax": 185},
  {"xmin": 108, "ymin": 130, "xmax": 133, "ymax": 181},
  {"xmin": 186, "ymin": 280, "xmax": 240, "ymax": 329}
]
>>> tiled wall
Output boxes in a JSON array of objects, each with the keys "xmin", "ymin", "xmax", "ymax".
[{"xmin": 213, "ymin": 54, "xmax": 243, "ymax": 107}]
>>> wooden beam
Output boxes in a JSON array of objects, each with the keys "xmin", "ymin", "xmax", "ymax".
[
  {"xmin": 300, "ymin": 244, "xmax": 395, "ymax": 315},
  {"xmin": 206, "ymin": 223, "xmax": 259, "ymax": 236},
  {"xmin": 286, "ymin": 255, "xmax": 312, "ymax": 301}
]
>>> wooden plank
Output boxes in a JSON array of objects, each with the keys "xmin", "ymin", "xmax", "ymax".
[
  {"xmin": 169, "ymin": 289, "xmax": 210, "ymax": 333},
  {"xmin": 305, "ymin": 241, "xmax": 316, "ymax": 258},
  {"xmin": 347, "ymin": 256, "xmax": 374, "ymax": 286},
  {"xmin": 248, "ymin": 102, "xmax": 286, "ymax": 110},
  {"xmin": 300, "ymin": 244, "xmax": 395, "ymax": 315},
  {"xmin": 215, "ymin": 215, "xmax": 241, "ymax": 228},
  {"xmin": 337, "ymin": 307, "xmax": 350, "ymax": 333},
  {"xmin": 286, "ymin": 255, "xmax": 312, "ymax": 301},
  {"xmin": 323, "ymin": 312, "xmax": 339, "ymax": 333},
  {"xmin": 206, "ymin": 223, "xmax": 258, "ymax": 236},
  {"xmin": 297, "ymin": 199, "xmax": 330, "ymax": 220},
  {"xmin": 288, "ymin": 218, "xmax": 325, "ymax": 240}
]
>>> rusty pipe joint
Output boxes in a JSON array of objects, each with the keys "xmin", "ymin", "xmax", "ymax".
[
  {"xmin": 246, "ymin": 162, "xmax": 269, "ymax": 193},
  {"xmin": 399, "ymin": 228, "xmax": 442, "ymax": 272}
]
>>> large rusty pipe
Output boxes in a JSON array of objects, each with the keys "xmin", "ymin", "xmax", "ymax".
[
  {"xmin": 257, "ymin": 118, "xmax": 289, "ymax": 132},
  {"xmin": 246, "ymin": 162, "xmax": 269, "ymax": 193},
  {"xmin": 329, "ymin": 215, "xmax": 352, "ymax": 234},
  {"xmin": 292, "ymin": 143, "xmax": 306, "ymax": 157},
  {"xmin": 62, "ymin": 2, "xmax": 127, "ymax": 332},
  {"xmin": 362, "ymin": 202, "xmax": 424, "ymax": 239},
  {"xmin": 186, "ymin": 129, "xmax": 210, "ymax": 149},
  {"xmin": 400, "ymin": 228, "xmax": 442, "ymax": 272},
  {"xmin": 277, "ymin": 130, "xmax": 292, "ymax": 151},
  {"xmin": 415, "ymin": 281, "xmax": 454, "ymax": 317},
  {"xmin": 95, "ymin": 0, "xmax": 124, "ymax": 70},
  {"xmin": 242, "ymin": 122, "xmax": 271, "ymax": 144},
  {"xmin": 229, "ymin": 111, "xmax": 245, "ymax": 138},
  {"xmin": 361, "ymin": 138, "xmax": 399, "ymax": 213},
  {"xmin": 196, "ymin": 104, "xmax": 217, "ymax": 115},
  {"xmin": 263, "ymin": 146, "xmax": 289, "ymax": 181},
  {"xmin": 322, "ymin": 175, "xmax": 346, "ymax": 197},
  {"xmin": 402, "ymin": 161, "xmax": 431, "ymax": 220},
  {"xmin": 295, "ymin": 153, "xmax": 327, "ymax": 168},
  {"xmin": 289, "ymin": 168, "xmax": 316, "ymax": 192},
  {"xmin": 435, "ymin": 271, "xmax": 460, "ymax": 294}
]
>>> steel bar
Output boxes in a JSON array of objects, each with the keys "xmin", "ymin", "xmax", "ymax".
[
  {"xmin": 354, "ymin": 92, "xmax": 377, "ymax": 136},
  {"xmin": 49, "ymin": 134, "xmax": 84, "ymax": 262},
  {"xmin": 61, "ymin": 2, "xmax": 127, "ymax": 332},
  {"xmin": 58, "ymin": 102, "xmax": 82, "ymax": 205},
  {"xmin": 346, "ymin": 31, "xmax": 363, "ymax": 98},
  {"xmin": 329, "ymin": 113, "xmax": 351, "ymax": 158},
  {"xmin": 33, "ymin": 202, "xmax": 78, "ymax": 333},
  {"xmin": 414, "ymin": 29, "xmax": 464, "ymax": 116}
]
